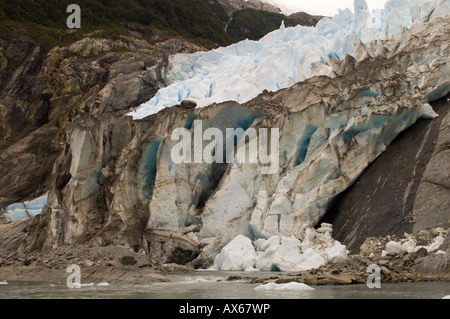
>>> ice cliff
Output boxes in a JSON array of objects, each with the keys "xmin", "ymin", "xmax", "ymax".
[{"xmin": 19, "ymin": 1, "xmax": 450, "ymax": 272}]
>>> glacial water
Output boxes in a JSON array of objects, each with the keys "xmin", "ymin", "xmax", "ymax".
[{"xmin": 0, "ymin": 271, "xmax": 448, "ymax": 299}]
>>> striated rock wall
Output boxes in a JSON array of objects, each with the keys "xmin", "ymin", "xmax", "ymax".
[
  {"xmin": 325, "ymin": 94, "xmax": 450, "ymax": 253},
  {"xmin": 0, "ymin": 35, "xmax": 203, "ymax": 215}
]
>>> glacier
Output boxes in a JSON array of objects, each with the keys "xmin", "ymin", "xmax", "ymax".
[
  {"xmin": 128, "ymin": 0, "xmax": 450, "ymax": 120},
  {"xmin": 136, "ymin": 6, "xmax": 448, "ymax": 271},
  {"xmin": 19, "ymin": 0, "xmax": 450, "ymax": 274}
]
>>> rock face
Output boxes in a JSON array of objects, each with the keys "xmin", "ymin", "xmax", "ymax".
[
  {"xmin": 18, "ymin": 17, "xmax": 450, "ymax": 272},
  {"xmin": 325, "ymin": 95, "xmax": 450, "ymax": 253},
  {"xmin": 0, "ymin": 35, "xmax": 202, "ymax": 214}
]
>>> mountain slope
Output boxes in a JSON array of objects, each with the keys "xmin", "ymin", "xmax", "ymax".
[
  {"xmin": 226, "ymin": 9, "xmax": 299, "ymax": 42},
  {"xmin": 260, "ymin": 0, "xmax": 304, "ymax": 15},
  {"xmin": 226, "ymin": 8, "xmax": 324, "ymax": 42},
  {"xmin": 218, "ymin": 0, "xmax": 281, "ymax": 15},
  {"xmin": 0, "ymin": 0, "xmax": 232, "ymax": 48}
]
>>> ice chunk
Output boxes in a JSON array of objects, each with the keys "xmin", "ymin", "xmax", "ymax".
[
  {"xmin": 254, "ymin": 236, "xmax": 327, "ymax": 272},
  {"xmin": 217, "ymin": 228, "xmax": 346, "ymax": 272},
  {"xmin": 425, "ymin": 236, "xmax": 445, "ymax": 253},
  {"xmin": 299, "ymin": 248, "xmax": 327, "ymax": 270},
  {"xmin": 5, "ymin": 192, "xmax": 48, "ymax": 222},
  {"xmin": 419, "ymin": 103, "xmax": 439, "ymax": 119},
  {"xmin": 401, "ymin": 239, "xmax": 417, "ymax": 253},
  {"xmin": 325, "ymin": 243, "xmax": 348, "ymax": 263},
  {"xmin": 316, "ymin": 222, "xmax": 334, "ymax": 234},
  {"xmin": 385, "ymin": 241, "xmax": 403, "ymax": 254},
  {"xmin": 254, "ymin": 282, "xmax": 315, "ymax": 291},
  {"xmin": 214, "ymin": 235, "xmax": 257, "ymax": 271}
]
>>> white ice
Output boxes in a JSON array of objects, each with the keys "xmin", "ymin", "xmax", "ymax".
[
  {"xmin": 128, "ymin": 0, "xmax": 450, "ymax": 119},
  {"xmin": 213, "ymin": 235, "xmax": 258, "ymax": 271},
  {"xmin": 5, "ymin": 192, "xmax": 48, "ymax": 223},
  {"xmin": 384, "ymin": 233, "xmax": 447, "ymax": 255},
  {"xmin": 254, "ymin": 282, "xmax": 315, "ymax": 291},
  {"xmin": 97, "ymin": 283, "xmax": 110, "ymax": 286}
]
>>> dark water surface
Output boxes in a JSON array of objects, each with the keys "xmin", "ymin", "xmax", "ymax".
[{"xmin": 0, "ymin": 271, "xmax": 448, "ymax": 299}]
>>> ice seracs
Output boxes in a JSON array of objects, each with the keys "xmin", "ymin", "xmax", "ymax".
[{"xmin": 128, "ymin": 0, "xmax": 450, "ymax": 119}]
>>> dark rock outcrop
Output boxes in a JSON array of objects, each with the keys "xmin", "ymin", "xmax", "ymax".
[
  {"xmin": 0, "ymin": 36, "xmax": 201, "ymax": 212},
  {"xmin": 324, "ymin": 94, "xmax": 450, "ymax": 253}
]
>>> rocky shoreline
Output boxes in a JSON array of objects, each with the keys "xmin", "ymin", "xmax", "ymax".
[
  {"xmin": 229, "ymin": 228, "xmax": 450, "ymax": 285},
  {"xmin": 226, "ymin": 252, "xmax": 449, "ymax": 286},
  {"xmin": 0, "ymin": 221, "xmax": 448, "ymax": 287},
  {"xmin": 0, "ymin": 249, "xmax": 447, "ymax": 287}
]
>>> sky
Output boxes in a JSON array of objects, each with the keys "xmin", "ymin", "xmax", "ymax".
[{"xmin": 262, "ymin": 0, "xmax": 389, "ymax": 16}]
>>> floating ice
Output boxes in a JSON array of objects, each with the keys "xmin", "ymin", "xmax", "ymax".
[
  {"xmin": 72, "ymin": 283, "xmax": 95, "ymax": 288},
  {"xmin": 128, "ymin": 0, "xmax": 450, "ymax": 119},
  {"xmin": 254, "ymin": 282, "xmax": 315, "ymax": 291},
  {"xmin": 183, "ymin": 276, "xmax": 226, "ymax": 283}
]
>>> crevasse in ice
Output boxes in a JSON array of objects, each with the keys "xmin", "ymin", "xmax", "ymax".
[{"xmin": 128, "ymin": 0, "xmax": 450, "ymax": 120}]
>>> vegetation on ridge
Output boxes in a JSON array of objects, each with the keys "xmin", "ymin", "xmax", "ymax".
[
  {"xmin": 227, "ymin": 8, "xmax": 301, "ymax": 42},
  {"xmin": 0, "ymin": 0, "xmax": 232, "ymax": 48}
]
